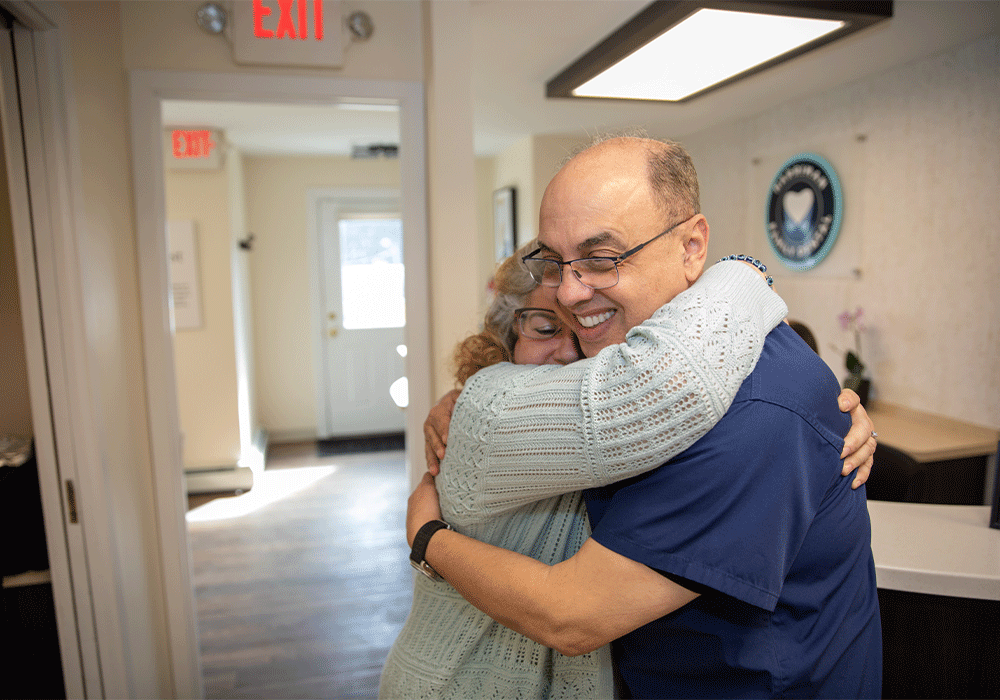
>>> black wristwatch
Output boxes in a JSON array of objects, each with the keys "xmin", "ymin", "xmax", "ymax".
[{"xmin": 409, "ymin": 519, "xmax": 452, "ymax": 581}]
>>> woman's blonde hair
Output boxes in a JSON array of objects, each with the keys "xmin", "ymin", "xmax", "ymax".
[{"xmin": 452, "ymin": 240, "xmax": 538, "ymax": 386}]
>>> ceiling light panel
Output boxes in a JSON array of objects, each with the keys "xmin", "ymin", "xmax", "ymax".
[
  {"xmin": 572, "ymin": 9, "xmax": 844, "ymax": 101},
  {"xmin": 547, "ymin": 1, "xmax": 894, "ymax": 103}
]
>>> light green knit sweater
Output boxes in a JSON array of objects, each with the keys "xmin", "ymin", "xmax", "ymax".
[{"xmin": 380, "ymin": 262, "xmax": 788, "ymax": 699}]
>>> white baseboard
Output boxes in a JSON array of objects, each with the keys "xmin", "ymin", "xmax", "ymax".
[{"xmin": 184, "ymin": 466, "xmax": 253, "ymax": 494}]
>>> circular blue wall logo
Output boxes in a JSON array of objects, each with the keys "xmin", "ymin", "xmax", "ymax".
[{"xmin": 766, "ymin": 153, "xmax": 842, "ymax": 270}]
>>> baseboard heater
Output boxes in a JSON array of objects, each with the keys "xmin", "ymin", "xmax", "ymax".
[
  {"xmin": 183, "ymin": 429, "xmax": 266, "ymax": 495},
  {"xmin": 183, "ymin": 465, "xmax": 253, "ymax": 495}
]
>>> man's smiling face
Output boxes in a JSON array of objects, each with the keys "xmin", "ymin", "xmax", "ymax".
[{"xmin": 537, "ymin": 139, "xmax": 708, "ymax": 357}]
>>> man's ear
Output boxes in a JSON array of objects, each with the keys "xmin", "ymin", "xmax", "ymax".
[{"xmin": 683, "ymin": 215, "xmax": 709, "ymax": 284}]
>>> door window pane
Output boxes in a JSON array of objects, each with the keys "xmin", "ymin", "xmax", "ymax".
[{"xmin": 339, "ymin": 218, "xmax": 405, "ymax": 329}]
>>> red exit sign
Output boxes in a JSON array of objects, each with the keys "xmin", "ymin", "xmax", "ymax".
[
  {"xmin": 164, "ymin": 130, "xmax": 223, "ymax": 170},
  {"xmin": 171, "ymin": 130, "xmax": 216, "ymax": 159},
  {"xmin": 233, "ymin": 0, "xmax": 344, "ymax": 67},
  {"xmin": 252, "ymin": 0, "xmax": 324, "ymax": 40}
]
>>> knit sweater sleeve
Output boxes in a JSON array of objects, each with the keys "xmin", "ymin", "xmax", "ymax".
[{"xmin": 437, "ymin": 261, "xmax": 789, "ymax": 526}]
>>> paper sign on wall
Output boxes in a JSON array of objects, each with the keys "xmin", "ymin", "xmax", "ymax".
[{"xmin": 168, "ymin": 220, "xmax": 204, "ymax": 331}]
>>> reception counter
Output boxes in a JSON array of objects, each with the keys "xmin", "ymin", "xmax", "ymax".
[
  {"xmin": 863, "ymin": 402, "xmax": 1000, "ymax": 698},
  {"xmin": 869, "ymin": 501, "xmax": 999, "ymax": 600},
  {"xmin": 869, "ymin": 500, "xmax": 999, "ymax": 697}
]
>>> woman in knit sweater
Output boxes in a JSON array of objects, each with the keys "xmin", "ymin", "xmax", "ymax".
[{"xmin": 379, "ymin": 244, "xmax": 872, "ymax": 699}]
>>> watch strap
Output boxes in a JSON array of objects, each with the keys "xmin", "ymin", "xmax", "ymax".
[{"xmin": 409, "ymin": 519, "xmax": 452, "ymax": 581}]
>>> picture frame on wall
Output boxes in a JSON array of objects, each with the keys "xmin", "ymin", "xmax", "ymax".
[{"xmin": 493, "ymin": 186, "xmax": 517, "ymax": 263}]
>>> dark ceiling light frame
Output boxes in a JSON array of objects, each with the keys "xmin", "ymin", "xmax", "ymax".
[{"xmin": 546, "ymin": 0, "xmax": 893, "ymax": 104}]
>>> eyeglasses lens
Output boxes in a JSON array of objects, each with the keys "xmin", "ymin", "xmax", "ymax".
[
  {"xmin": 524, "ymin": 259, "xmax": 561, "ymax": 287},
  {"xmin": 524, "ymin": 258, "xmax": 619, "ymax": 290},
  {"xmin": 518, "ymin": 310, "xmax": 562, "ymax": 340}
]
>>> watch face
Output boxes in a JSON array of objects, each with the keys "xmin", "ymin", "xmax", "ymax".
[
  {"xmin": 766, "ymin": 153, "xmax": 843, "ymax": 270},
  {"xmin": 410, "ymin": 558, "xmax": 441, "ymax": 581}
]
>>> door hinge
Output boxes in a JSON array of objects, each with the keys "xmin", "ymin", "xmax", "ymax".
[{"xmin": 66, "ymin": 479, "xmax": 78, "ymax": 524}]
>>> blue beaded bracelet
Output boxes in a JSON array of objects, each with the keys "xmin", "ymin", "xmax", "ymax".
[{"xmin": 718, "ymin": 254, "xmax": 773, "ymax": 287}]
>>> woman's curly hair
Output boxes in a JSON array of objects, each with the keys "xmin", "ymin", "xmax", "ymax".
[{"xmin": 452, "ymin": 240, "xmax": 538, "ymax": 386}]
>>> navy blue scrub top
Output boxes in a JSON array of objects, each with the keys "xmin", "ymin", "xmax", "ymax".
[{"xmin": 584, "ymin": 323, "xmax": 882, "ymax": 698}]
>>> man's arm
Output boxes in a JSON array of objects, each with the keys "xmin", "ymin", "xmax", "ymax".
[{"xmin": 408, "ymin": 473, "xmax": 696, "ymax": 657}]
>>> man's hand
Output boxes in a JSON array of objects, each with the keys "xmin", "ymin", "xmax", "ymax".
[
  {"xmin": 407, "ymin": 472, "xmax": 443, "ymax": 547},
  {"xmin": 424, "ymin": 390, "xmax": 460, "ymax": 476},
  {"xmin": 838, "ymin": 389, "xmax": 876, "ymax": 489}
]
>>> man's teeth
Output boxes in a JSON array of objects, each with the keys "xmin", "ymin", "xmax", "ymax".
[{"xmin": 577, "ymin": 310, "xmax": 615, "ymax": 328}]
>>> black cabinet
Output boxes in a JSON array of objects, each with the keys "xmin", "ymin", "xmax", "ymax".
[
  {"xmin": 879, "ymin": 588, "xmax": 1000, "ymax": 699},
  {"xmin": 867, "ymin": 443, "xmax": 988, "ymax": 505}
]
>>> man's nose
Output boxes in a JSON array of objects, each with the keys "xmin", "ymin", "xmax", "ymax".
[{"xmin": 556, "ymin": 268, "xmax": 595, "ymax": 308}]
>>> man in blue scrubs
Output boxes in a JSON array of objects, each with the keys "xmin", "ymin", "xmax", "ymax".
[
  {"xmin": 407, "ymin": 136, "xmax": 881, "ymax": 697},
  {"xmin": 584, "ymin": 321, "xmax": 881, "ymax": 697}
]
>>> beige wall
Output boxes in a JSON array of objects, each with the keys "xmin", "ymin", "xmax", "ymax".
[
  {"xmin": 475, "ymin": 156, "xmax": 497, "ymax": 312},
  {"xmin": 424, "ymin": 0, "xmax": 480, "ymax": 398},
  {"xmin": 228, "ymin": 149, "xmax": 258, "ymax": 461},
  {"xmin": 0, "ymin": 133, "xmax": 32, "ymax": 436},
  {"xmin": 243, "ymin": 154, "xmax": 401, "ymax": 439},
  {"xmin": 492, "ymin": 135, "xmax": 533, "ymax": 247},
  {"xmin": 165, "ymin": 160, "xmax": 242, "ymax": 470},
  {"xmin": 682, "ymin": 34, "xmax": 999, "ymax": 429},
  {"xmin": 489, "ymin": 133, "xmax": 588, "ymax": 250}
]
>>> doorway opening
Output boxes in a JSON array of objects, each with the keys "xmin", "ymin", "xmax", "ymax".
[{"xmin": 130, "ymin": 70, "xmax": 429, "ymax": 696}]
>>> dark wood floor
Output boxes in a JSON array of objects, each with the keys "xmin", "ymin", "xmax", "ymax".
[{"xmin": 186, "ymin": 442, "xmax": 412, "ymax": 699}]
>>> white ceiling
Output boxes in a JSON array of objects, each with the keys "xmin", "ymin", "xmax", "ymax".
[{"xmin": 161, "ymin": 1, "xmax": 998, "ymax": 157}]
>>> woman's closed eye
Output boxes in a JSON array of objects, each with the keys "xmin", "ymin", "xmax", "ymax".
[
  {"xmin": 528, "ymin": 320, "xmax": 560, "ymax": 337},
  {"xmin": 515, "ymin": 308, "xmax": 564, "ymax": 340}
]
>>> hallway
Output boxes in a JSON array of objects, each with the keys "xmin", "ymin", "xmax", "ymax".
[{"xmin": 186, "ymin": 441, "xmax": 412, "ymax": 698}]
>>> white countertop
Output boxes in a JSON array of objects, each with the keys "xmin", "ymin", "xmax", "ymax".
[{"xmin": 869, "ymin": 500, "xmax": 1000, "ymax": 601}]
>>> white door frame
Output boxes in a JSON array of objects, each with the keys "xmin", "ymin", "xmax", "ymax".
[
  {"xmin": 129, "ymin": 70, "xmax": 430, "ymax": 696},
  {"xmin": 308, "ymin": 186, "xmax": 403, "ymax": 438}
]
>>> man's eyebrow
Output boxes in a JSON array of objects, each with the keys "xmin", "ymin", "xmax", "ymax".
[
  {"xmin": 538, "ymin": 231, "xmax": 624, "ymax": 256},
  {"xmin": 577, "ymin": 231, "xmax": 622, "ymax": 253}
]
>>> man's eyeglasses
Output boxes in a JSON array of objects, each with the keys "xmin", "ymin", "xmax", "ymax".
[
  {"xmin": 514, "ymin": 308, "xmax": 564, "ymax": 340},
  {"xmin": 521, "ymin": 218, "xmax": 688, "ymax": 290}
]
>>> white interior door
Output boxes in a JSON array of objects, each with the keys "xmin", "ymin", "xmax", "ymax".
[
  {"xmin": 0, "ymin": 14, "xmax": 102, "ymax": 698},
  {"xmin": 317, "ymin": 194, "xmax": 406, "ymax": 437}
]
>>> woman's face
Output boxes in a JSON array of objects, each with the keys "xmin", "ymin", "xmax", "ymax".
[{"xmin": 512, "ymin": 286, "xmax": 580, "ymax": 366}]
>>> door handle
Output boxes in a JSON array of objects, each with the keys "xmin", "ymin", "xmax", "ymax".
[{"xmin": 66, "ymin": 479, "xmax": 78, "ymax": 524}]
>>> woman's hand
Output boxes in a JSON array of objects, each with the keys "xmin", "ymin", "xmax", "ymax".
[
  {"xmin": 838, "ymin": 389, "xmax": 876, "ymax": 489},
  {"xmin": 424, "ymin": 389, "xmax": 460, "ymax": 475}
]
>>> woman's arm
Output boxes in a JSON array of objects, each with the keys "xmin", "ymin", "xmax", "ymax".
[{"xmin": 438, "ymin": 261, "xmax": 786, "ymax": 525}]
